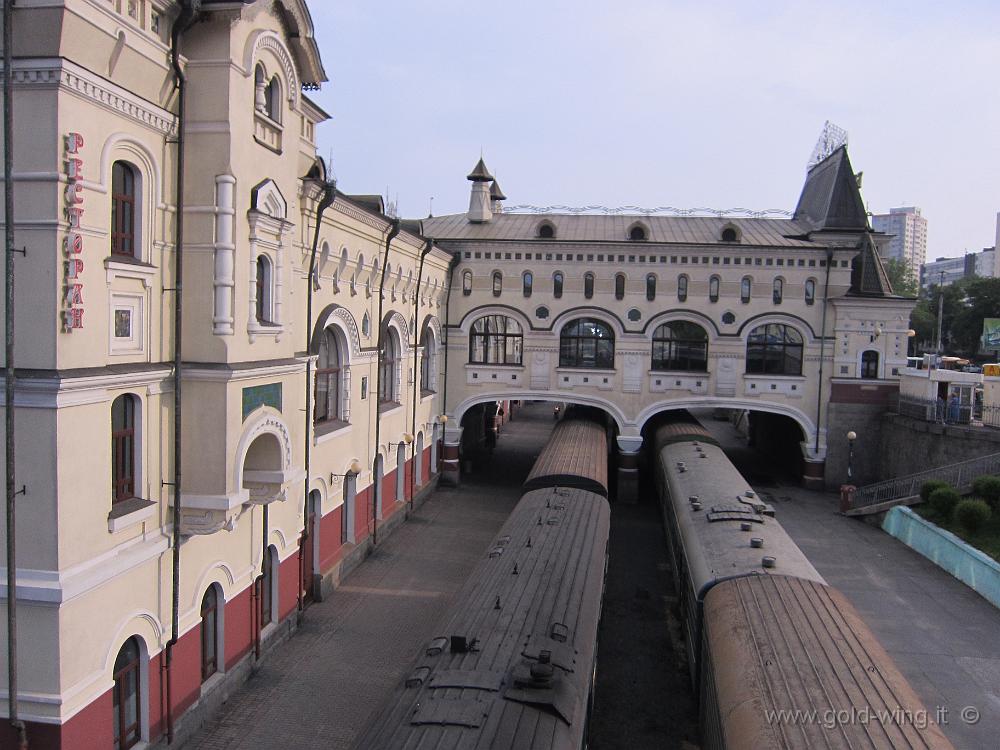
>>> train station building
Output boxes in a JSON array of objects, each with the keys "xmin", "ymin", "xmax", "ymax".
[{"xmin": 0, "ymin": 0, "xmax": 914, "ymax": 747}]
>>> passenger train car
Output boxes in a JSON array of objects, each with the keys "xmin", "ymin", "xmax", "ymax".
[
  {"xmin": 654, "ymin": 420, "xmax": 953, "ymax": 750},
  {"xmin": 353, "ymin": 418, "xmax": 610, "ymax": 750}
]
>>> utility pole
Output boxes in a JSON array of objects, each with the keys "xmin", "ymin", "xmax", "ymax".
[{"xmin": 935, "ymin": 270, "xmax": 945, "ymax": 354}]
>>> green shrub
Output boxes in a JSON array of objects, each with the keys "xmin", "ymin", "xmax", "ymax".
[
  {"xmin": 928, "ymin": 487, "xmax": 962, "ymax": 518},
  {"xmin": 954, "ymin": 498, "xmax": 992, "ymax": 533},
  {"xmin": 970, "ymin": 475, "xmax": 1000, "ymax": 509},
  {"xmin": 920, "ymin": 480, "xmax": 951, "ymax": 504}
]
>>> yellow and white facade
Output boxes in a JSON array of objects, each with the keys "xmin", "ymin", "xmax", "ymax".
[{"xmin": 0, "ymin": 2, "xmax": 450, "ymax": 747}]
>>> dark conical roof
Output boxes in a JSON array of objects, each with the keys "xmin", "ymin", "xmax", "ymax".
[
  {"xmin": 489, "ymin": 180, "xmax": 507, "ymax": 201},
  {"xmin": 467, "ymin": 158, "xmax": 494, "ymax": 182},
  {"xmin": 793, "ymin": 146, "xmax": 868, "ymax": 232},
  {"xmin": 849, "ymin": 233, "xmax": 895, "ymax": 297}
]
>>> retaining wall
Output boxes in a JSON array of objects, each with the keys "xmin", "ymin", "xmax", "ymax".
[
  {"xmin": 882, "ymin": 506, "xmax": 1000, "ymax": 610},
  {"xmin": 878, "ymin": 414, "xmax": 1000, "ymax": 480}
]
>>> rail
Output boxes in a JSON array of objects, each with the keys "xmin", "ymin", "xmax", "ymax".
[{"xmin": 850, "ymin": 451, "xmax": 1000, "ymax": 513}]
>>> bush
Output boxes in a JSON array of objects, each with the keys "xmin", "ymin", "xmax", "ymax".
[
  {"xmin": 928, "ymin": 487, "xmax": 962, "ymax": 518},
  {"xmin": 954, "ymin": 499, "xmax": 992, "ymax": 533},
  {"xmin": 970, "ymin": 475, "xmax": 1000, "ymax": 509},
  {"xmin": 920, "ymin": 480, "xmax": 951, "ymax": 504}
]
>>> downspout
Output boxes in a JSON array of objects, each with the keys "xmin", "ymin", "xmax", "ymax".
[
  {"xmin": 299, "ymin": 170, "xmax": 336, "ymax": 613},
  {"xmin": 409, "ymin": 238, "xmax": 434, "ymax": 509},
  {"xmin": 440, "ymin": 255, "xmax": 459, "ymax": 420},
  {"xmin": 371, "ymin": 218, "xmax": 400, "ymax": 546},
  {"xmin": 3, "ymin": 2, "xmax": 27, "ymax": 747},
  {"xmin": 814, "ymin": 247, "xmax": 834, "ymax": 458},
  {"xmin": 165, "ymin": 2, "xmax": 200, "ymax": 743}
]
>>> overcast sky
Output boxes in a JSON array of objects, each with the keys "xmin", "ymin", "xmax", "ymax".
[{"xmin": 307, "ymin": 1, "xmax": 1000, "ymax": 260}]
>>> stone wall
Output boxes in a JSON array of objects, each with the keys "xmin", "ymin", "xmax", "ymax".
[
  {"xmin": 877, "ymin": 414, "xmax": 1000, "ymax": 479},
  {"xmin": 826, "ymin": 402, "xmax": 889, "ymax": 487}
]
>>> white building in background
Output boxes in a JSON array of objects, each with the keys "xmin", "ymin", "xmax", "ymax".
[
  {"xmin": 872, "ymin": 206, "xmax": 928, "ymax": 270},
  {"xmin": 920, "ymin": 247, "xmax": 996, "ymax": 290}
]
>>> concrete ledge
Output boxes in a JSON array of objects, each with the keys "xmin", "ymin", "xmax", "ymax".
[{"xmin": 883, "ymin": 506, "xmax": 1000, "ymax": 609}]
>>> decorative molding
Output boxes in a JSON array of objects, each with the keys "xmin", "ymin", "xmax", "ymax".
[{"xmin": 8, "ymin": 58, "xmax": 175, "ymax": 134}]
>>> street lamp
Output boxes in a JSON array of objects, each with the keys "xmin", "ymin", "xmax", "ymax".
[{"xmin": 846, "ymin": 430, "xmax": 857, "ymax": 482}]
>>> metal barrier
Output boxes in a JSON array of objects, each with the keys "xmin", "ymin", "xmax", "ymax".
[
  {"xmin": 895, "ymin": 395, "xmax": 976, "ymax": 425},
  {"xmin": 851, "ymin": 451, "xmax": 1000, "ymax": 511}
]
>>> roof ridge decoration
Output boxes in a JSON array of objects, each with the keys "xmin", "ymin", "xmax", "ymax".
[
  {"xmin": 793, "ymin": 145, "xmax": 868, "ymax": 233},
  {"xmin": 499, "ymin": 205, "xmax": 792, "ymax": 218}
]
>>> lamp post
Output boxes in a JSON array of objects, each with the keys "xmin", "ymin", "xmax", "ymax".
[{"xmin": 846, "ymin": 430, "xmax": 857, "ymax": 482}]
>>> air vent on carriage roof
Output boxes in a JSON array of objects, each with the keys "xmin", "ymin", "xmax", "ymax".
[{"xmin": 467, "ymin": 158, "xmax": 494, "ymax": 224}]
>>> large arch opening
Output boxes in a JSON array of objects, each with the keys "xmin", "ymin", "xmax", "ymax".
[{"xmin": 242, "ymin": 432, "xmax": 284, "ymax": 504}]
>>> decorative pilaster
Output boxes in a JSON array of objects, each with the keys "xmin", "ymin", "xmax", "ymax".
[{"xmin": 213, "ymin": 174, "xmax": 236, "ymax": 335}]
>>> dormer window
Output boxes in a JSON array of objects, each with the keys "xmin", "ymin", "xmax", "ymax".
[
  {"xmin": 538, "ymin": 222, "xmax": 555, "ymax": 239},
  {"xmin": 628, "ymin": 223, "xmax": 647, "ymax": 241},
  {"xmin": 721, "ymin": 224, "xmax": 740, "ymax": 243}
]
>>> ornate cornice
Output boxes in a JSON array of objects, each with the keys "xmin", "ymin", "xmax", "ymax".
[{"xmin": 8, "ymin": 58, "xmax": 175, "ymax": 134}]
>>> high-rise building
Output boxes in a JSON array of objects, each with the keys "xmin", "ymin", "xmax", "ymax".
[
  {"xmin": 872, "ymin": 206, "xmax": 928, "ymax": 270},
  {"xmin": 920, "ymin": 247, "xmax": 996, "ymax": 289}
]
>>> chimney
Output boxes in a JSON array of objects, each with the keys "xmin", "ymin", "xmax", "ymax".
[
  {"xmin": 490, "ymin": 179, "xmax": 507, "ymax": 214},
  {"xmin": 467, "ymin": 158, "xmax": 494, "ymax": 223}
]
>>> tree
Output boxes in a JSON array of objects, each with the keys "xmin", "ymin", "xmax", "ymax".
[
  {"xmin": 884, "ymin": 258, "xmax": 919, "ymax": 297},
  {"xmin": 951, "ymin": 277, "xmax": 1000, "ymax": 357}
]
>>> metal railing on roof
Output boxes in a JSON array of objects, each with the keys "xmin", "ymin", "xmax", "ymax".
[
  {"xmin": 501, "ymin": 204, "xmax": 793, "ymax": 219},
  {"xmin": 851, "ymin": 451, "xmax": 1000, "ymax": 511}
]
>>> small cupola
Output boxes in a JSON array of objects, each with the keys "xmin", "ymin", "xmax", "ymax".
[
  {"xmin": 490, "ymin": 180, "xmax": 507, "ymax": 214},
  {"xmin": 467, "ymin": 158, "xmax": 494, "ymax": 223}
]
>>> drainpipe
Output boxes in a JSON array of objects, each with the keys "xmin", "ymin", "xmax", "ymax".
[
  {"xmin": 409, "ymin": 238, "xmax": 434, "ymax": 508},
  {"xmin": 440, "ymin": 254, "xmax": 459, "ymax": 420},
  {"xmin": 3, "ymin": 2, "xmax": 27, "ymax": 747},
  {"xmin": 165, "ymin": 2, "xmax": 200, "ymax": 743},
  {"xmin": 371, "ymin": 218, "xmax": 400, "ymax": 545},
  {"xmin": 814, "ymin": 247, "xmax": 835, "ymax": 459},
  {"xmin": 299, "ymin": 167, "xmax": 336, "ymax": 612}
]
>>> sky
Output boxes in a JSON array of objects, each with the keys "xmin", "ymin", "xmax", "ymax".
[{"xmin": 306, "ymin": 1, "xmax": 1000, "ymax": 260}]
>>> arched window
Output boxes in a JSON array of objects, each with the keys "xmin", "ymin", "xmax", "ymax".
[
  {"xmin": 538, "ymin": 222, "xmax": 555, "ymax": 239},
  {"xmin": 584, "ymin": 272, "xmax": 595, "ymax": 299},
  {"xmin": 805, "ymin": 278, "xmax": 816, "ymax": 306},
  {"xmin": 462, "ymin": 270, "xmax": 472, "ymax": 296},
  {"xmin": 652, "ymin": 321, "xmax": 708, "ymax": 372},
  {"xmin": 740, "ymin": 276, "xmax": 752, "ymax": 304},
  {"xmin": 773, "ymin": 277, "xmax": 784, "ymax": 305},
  {"xmin": 201, "ymin": 587, "xmax": 219, "ymax": 682},
  {"xmin": 111, "ymin": 161, "xmax": 138, "ymax": 258},
  {"xmin": 113, "ymin": 637, "xmax": 143, "ymax": 749},
  {"xmin": 646, "ymin": 274, "xmax": 657, "ymax": 301},
  {"xmin": 629, "ymin": 224, "xmax": 647, "ymax": 241},
  {"xmin": 111, "ymin": 394, "xmax": 137, "ymax": 504},
  {"xmin": 553, "ymin": 271, "xmax": 564, "ymax": 299},
  {"xmin": 315, "ymin": 327, "xmax": 346, "ymax": 424},
  {"xmin": 255, "ymin": 255, "xmax": 273, "ymax": 324},
  {"xmin": 522, "ymin": 271, "xmax": 533, "ymax": 298},
  {"xmin": 265, "ymin": 77, "xmax": 281, "ymax": 122},
  {"xmin": 614, "ymin": 273, "xmax": 626, "ymax": 300},
  {"xmin": 560, "ymin": 318, "xmax": 615, "ymax": 369},
  {"xmin": 746, "ymin": 323, "xmax": 803, "ymax": 376},
  {"xmin": 469, "ymin": 315, "xmax": 523, "ymax": 365},
  {"xmin": 379, "ymin": 327, "xmax": 400, "ymax": 403},
  {"xmin": 420, "ymin": 326, "xmax": 437, "ymax": 393},
  {"xmin": 677, "ymin": 274, "xmax": 688, "ymax": 302},
  {"xmin": 709, "ymin": 275, "xmax": 720, "ymax": 303},
  {"xmin": 492, "ymin": 271, "xmax": 503, "ymax": 297},
  {"xmin": 861, "ymin": 350, "xmax": 880, "ymax": 379}
]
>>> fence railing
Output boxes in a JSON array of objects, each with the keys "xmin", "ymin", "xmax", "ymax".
[
  {"xmin": 895, "ymin": 395, "xmax": 977, "ymax": 425},
  {"xmin": 851, "ymin": 451, "xmax": 1000, "ymax": 510}
]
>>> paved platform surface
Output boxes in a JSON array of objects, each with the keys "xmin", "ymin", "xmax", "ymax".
[
  {"xmin": 697, "ymin": 411, "xmax": 1000, "ymax": 750},
  {"xmin": 183, "ymin": 403, "xmax": 554, "ymax": 750}
]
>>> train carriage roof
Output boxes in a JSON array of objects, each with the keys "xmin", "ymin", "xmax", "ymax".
[
  {"xmin": 704, "ymin": 575, "xmax": 954, "ymax": 750},
  {"xmin": 523, "ymin": 419, "xmax": 609, "ymax": 497}
]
